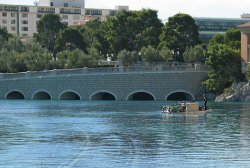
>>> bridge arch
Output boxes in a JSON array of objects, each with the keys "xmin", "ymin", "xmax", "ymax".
[
  {"xmin": 59, "ymin": 90, "xmax": 81, "ymax": 100},
  {"xmin": 127, "ymin": 90, "xmax": 156, "ymax": 101},
  {"xmin": 6, "ymin": 90, "xmax": 25, "ymax": 99},
  {"xmin": 32, "ymin": 90, "xmax": 52, "ymax": 100},
  {"xmin": 90, "ymin": 90, "xmax": 117, "ymax": 100},
  {"xmin": 166, "ymin": 90, "xmax": 195, "ymax": 101}
]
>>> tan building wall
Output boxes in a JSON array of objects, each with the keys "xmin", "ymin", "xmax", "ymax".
[
  {"xmin": 238, "ymin": 23, "xmax": 250, "ymax": 72},
  {"xmin": 241, "ymin": 33, "xmax": 248, "ymax": 63},
  {"xmin": 0, "ymin": 3, "xmax": 127, "ymax": 38}
]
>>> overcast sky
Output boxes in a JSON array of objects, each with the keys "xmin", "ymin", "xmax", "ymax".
[{"xmin": 1, "ymin": 0, "xmax": 249, "ymax": 21}]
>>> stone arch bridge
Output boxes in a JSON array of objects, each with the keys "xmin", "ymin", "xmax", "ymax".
[{"xmin": 0, "ymin": 64, "xmax": 208, "ymax": 101}]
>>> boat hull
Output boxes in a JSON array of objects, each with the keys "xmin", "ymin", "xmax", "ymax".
[{"xmin": 162, "ymin": 109, "xmax": 212, "ymax": 117}]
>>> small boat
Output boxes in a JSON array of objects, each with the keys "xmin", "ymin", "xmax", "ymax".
[{"xmin": 161, "ymin": 102, "xmax": 211, "ymax": 115}]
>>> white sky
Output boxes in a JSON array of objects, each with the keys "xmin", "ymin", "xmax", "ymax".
[{"xmin": 1, "ymin": 0, "xmax": 249, "ymax": 21}]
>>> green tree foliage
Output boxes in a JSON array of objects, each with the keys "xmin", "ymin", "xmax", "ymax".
[
  {"xmin": 117, "ymin": 49, "xmax": 137, "ymax": 66},
  {"xmin": 55, "ymin": 27, "xmax": 87, "ymax": 53},
  {"xmin": 203, "ymin": 28, "xmax": 242, "ymax": 94},
  {"xmin": 245, "ymin": 64, "xmax": 250, "ymax": 81},
  {"xmin": 79, "ymin": 20, "xmax": 110, "ymax": 56},
  {"xmin": 56, "ymin": 49, "xmax": 94, "ymax": 69},
  {"xmin": 159, "ymin": 13, "xmax": 199, "ymax": 62},
  {"xmin": 208, "ymin": 34, "xmax": 224, "ymax": 46},
  {"xmin": 159, "ymin": 46, "xmax": 173, "ymax": 62},
  {"xmin": 105, "ymin": 9, "xmax": 163, "ymax": 55},
  {"xmin": 0, "ymin": 37, "xmax": 52, "ymax": 73},
  {"xmin": 183, "ymin": 45, "xmax": 206, "ymax": 63},
  {"xmin": 140, "ymin": 46, "xmax": 163, "ymax": 63},
  {"xmin": 224, "ymin": 28, "xmax": 241, "ymax": 49},
  {"xmin": 88, "ymin": 47, "xmax": 102, "ymax": 66},
  {"xmin": 34, "ymin": 14, "xmax": 66, "ymax": 59},
  {"xmin": 0, "ymin": 27, "xmax": 12, "ymax": 41},
  {"xmin": 22, "ymin": 41, "xmax": 51, "ymax": 71},
  {"xmin": 203, "ymin": 44, "xmax": 241, "ymax": 94}
]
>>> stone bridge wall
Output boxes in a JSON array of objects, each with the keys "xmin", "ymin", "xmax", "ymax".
[{"xmin": 0, "ymin": 67, "xmax": 208, "ymax": 101}]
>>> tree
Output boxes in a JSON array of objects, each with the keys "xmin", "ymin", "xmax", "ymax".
[
  {"xmin": 159, "ymin": 46, "xmax": 173, "ymax": 62},
  {"xmin": 140, "ymin": 46, "xmax": 163, "ymax": 63},
  {"xmin": 34, "ymin": 14, "xmax": 66, "ymax": 60},
  {"xmin": 56, "ymin": 49, "xmax": 93, "ymax": 69},
  {"xmin": 203, "ymin": 27, "xmax": 243, "ymax": 94},
  {"xmin": 117, "ymin": 49, "xmax": 137, "ymax": 66},
  {"xmin": 105, "ymin": 9, "xmax": 163, "ymax": 55},
  {"xmin": 135, "ymin": 9, "xmax": 163, "ymax": 49},
  {"xmin": 22, "ymin": 41, "xmax": 51, "ymax": 71},
  {"xmin": 203, "ymin": 44, "xmax": 241, "ymax": 94},
  {"xmin": 183, "ymin": 45, "xmax": 206, "ymax": 63},
  {"xmin": 224, "ymin": 28, "xmax": 241, "ymax": 49},
  {"xmin": 55, "ymin": 27, "xmax": 87, "ymax": 53},
  {"xmin": 0, "ymin": 37, "xmax": 52, "ymax": 73},
  {"xmin": 0, "ymin": 27, "xmax": 12, "ymax": 41},
  {"xmin": 159, "ymin": 13, "xmax": 199, "ymax": 62},
  {"xmin": 246, "ymin": 64, "xmax": 250, "ymax": 81},
  {"xmin": 79, "ymin": 20, "xmax": 110, "ymax": 56}
]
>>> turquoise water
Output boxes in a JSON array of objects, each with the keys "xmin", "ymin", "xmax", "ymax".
[{"xmin": 0, "ymin": 100, "xmax": 250, "ymax": 168}]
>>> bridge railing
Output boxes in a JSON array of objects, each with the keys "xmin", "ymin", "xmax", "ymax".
[{"xmin": 0, "ymin": 63, "xmax": 208, "ymax": 80}]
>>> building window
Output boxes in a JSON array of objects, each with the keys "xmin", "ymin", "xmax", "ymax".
[
  {"xmin": 4, "ymin": 5, "xmax": 18, "ymax": 12},
  {"xmin": 20, "ymin": 6, "xmax": 29, "ymax": 12},
  {"xmin": 109, "ymin": 10, "xmax": 117, "ymax": 16},
  {"xmin": 64, "ymin": 3, "xmax": 69, "ymax": 7},
  {"xmin": 22, "ymin": 27, "xmax": 28, "ymax": 31},
  {"xmin": 22, "ymin": 13, "xmax": 28, "ymax": 18},
  {"xmin": 2, "ymin": 12, "xmax": 7, "ymax": 17},
  {"xmin": 60, "ymin": 8, "xmax": 81, "ymax": 14},
  {"xmin": 11, "ymin": 20, "xmax": 16, "ymax": 24},
  {"xmin": 2, "ymin": 19, "xmax": 7, "ymax": 24},
  {"xmin": 11, "ymin": 26, "xmax": 16, "ymax": 31},
  {"xmin": 37, "ymin": 7, "xmax": 55, "ymax": 13},
  {"xmin": 50, "ymin": 2, "xmax": 53, "ymax": 6},
  {"xmin": 22, "ymin": 20, "xmax": 28, "ymax": 24},
  {"xmin": 61, "ymin": 15, "xmax": 68, "ymax": 19},
  {"xmin": 11, "ymin": 13, "xmax": 16, "ymax": 17},
  {"xmin": 85, "ymin": 10, "xmax": 102, "ymax": 16},
  {"xmin": 73, "ymin": 15, "xmax": 80, "ymax": 20}
]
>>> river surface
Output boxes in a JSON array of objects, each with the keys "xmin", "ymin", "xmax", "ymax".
[{"xmin": 0, "ymin": 100, "xmax": 250, "ymax": 168}]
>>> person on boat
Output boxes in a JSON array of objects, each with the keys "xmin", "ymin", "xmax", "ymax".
[
  {"xmin": 162, "ymin": 105, "xmax": 172, "ymax": 113},
  {"xmin": 203, "ymin": 94, "xmax": 208, "ymax": 110}
]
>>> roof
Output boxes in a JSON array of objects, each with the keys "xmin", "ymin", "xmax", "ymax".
[{"xmin": 238, "ymin": 22, "xmax": 250, "ymax": 29}]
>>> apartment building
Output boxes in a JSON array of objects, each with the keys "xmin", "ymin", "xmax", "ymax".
[
  {"xmin": 39, "ymin": 0, "xmax": 85, "ymax": 8},
  {"xmin": 0, "ymin": 0, "xmax": 128, "ymax": 38}
]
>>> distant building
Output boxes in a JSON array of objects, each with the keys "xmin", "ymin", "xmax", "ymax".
[
  {"xmin": 194, "ymin": 17, "xmax": 250, "ymax": 42},
  {"xmin": 0, "ymin": 0, "xmax": 128, "ymax": 38},
  {"xmin": 39, "ymin": 0, "xmax": 85, "ymax": 8},
  {"xmin": 238, "ymin": 22, "xmax": 250, "ymax": 73}
]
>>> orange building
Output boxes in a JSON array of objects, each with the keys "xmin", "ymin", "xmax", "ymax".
[{"xmin": 238, "ymin": 22, "xmax": 250, "ymax": 73}]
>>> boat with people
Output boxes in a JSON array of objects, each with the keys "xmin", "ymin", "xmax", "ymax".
[{"xmin": 161, "ymin": 101, "xmax": 211, "ymax": 116}]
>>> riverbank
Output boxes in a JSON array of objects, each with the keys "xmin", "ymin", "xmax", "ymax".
[{"xmin": 215, "ymin": 81, "xmax": 250, "ymax": 102}]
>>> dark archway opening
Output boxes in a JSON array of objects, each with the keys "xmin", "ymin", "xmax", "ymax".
[
  {"xmin": 91, "ymin": 92, "xmax": 116, "ymax": 100},
  {"xmin": 167, "ymin": 92, "xmax": 193, "ymax": 101},
  {"xmin": 6, "ymin": 91, "xmax": 25, "ymax": 99},
  {"xmin": 128, "ymin": 92, "xmax": 154, "ymax": 101},
  {"xmin": 33, "ymin": 91, "xmax": 51, "ymax": 100},
  {"xmin": 60, "ymin": 92, "xmax": 80, "ymax": 100}
]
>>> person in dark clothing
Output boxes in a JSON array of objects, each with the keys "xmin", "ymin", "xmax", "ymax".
[{"xmin": 203, "ymin": 94, "xmax": 208, "ymax": 110}]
